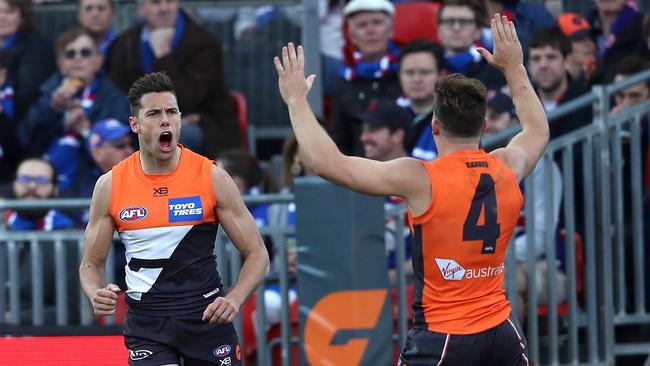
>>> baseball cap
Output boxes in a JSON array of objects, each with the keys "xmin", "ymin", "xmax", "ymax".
[
  {"xmin": 557, "ymin": 13, "xmax": 591, "ymax": 40},
  {"xmin": 343, "ymin": 0, "xmax": 395, "ymax": 17},
  {"xmin": 88, "ymin": 118, "xmax": 131, "ymax": 150},
  {"xmin": 487, "ymin": 92, "xmax": 514, "ymax": 115},
  {"xmin": 358, "ymin": 100, "xmax": 410, "ymax": 131}
]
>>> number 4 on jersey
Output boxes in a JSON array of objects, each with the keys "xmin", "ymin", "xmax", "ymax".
[{"xmin": 463, "ymin": 173, "xmax": 500, "ymax": 254}]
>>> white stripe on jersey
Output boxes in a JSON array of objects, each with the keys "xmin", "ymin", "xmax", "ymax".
[{"xmin": 119, "ymin": 225, "xmax": 193, "ymax": 300}]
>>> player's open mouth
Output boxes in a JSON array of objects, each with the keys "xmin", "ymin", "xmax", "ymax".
[{"xmin": 159, "ymin": 131, "xmax": 173, "ymax": 152}]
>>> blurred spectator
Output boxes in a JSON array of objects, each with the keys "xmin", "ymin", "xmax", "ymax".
[
  {"xmin": 359, "ymin": 99, "xmax": 409, "ymax": 161},
  {"xmin": 0, "ymin": 0, "xmax": 56, "ymax": 123},
  {"xmin": 397, "ymin": 39, "xmax": 444, "ymax": 161},
  {"xmin": 2, "ymin": 158, "xmax": 80, "ymax": 324},
  {"xmin": 216, "ymin": 148, "xmax": 279, "ymax": 230},
  {"xmin": 587, "ymin": 0, "xmax": 644, "ymax": 84},
  {"xmin": 330, "ymin": 0, "xmax": 402, "ymax": 156},
  {"xmin": 609, "ymin": 55, "xmax": 650, "ymax": 115},
  {"xmin": 438, "ymin": 0, "xmax": 505, "ymax": 92},
  {"xmin": 18, "ymin": 27, "xmax": 129, "ymax": 157},
  {"xmin": 484, "ymin": 90, "xmax": 516, "ymax": 135},
  {"xmin": 557, "ymin": 13, "xmax": 597, "ymax": 86},
  {"xmin": 358, "ymin": 99, "xmax": 413, "ymax": 285},
  {"xmin": 49, "ymin": 118, "xmax": 133, "ymax": 201},
  {"xmin": 107, "ymin": 0, "xmax": 239, "ymax": 158},
  {"xmin": 0, "ymin": 49, "xmax": 22, "ymax": 185},
  {"xmin": 482, "ymin": 0, "xmax": 555, "ymax": 57},
  {"xmin": 608, "ymin": 55, "xmax": 650, "ymax": 315},
  {"xmin": 527, "ymin": 27, "xmax": 591, "ymax": 139},
  {"xmin": 77, "ymin": 0, "xmax": 116, "ymax": 54}
]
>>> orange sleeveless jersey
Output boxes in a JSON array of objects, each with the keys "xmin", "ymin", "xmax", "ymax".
[
  {"xmin": 408, "ymin": 149, "xmax": 523, "ymax": 334},
  {"xmin": 109, "ymin": 147, "xmax": 222, "ymax": 315}
]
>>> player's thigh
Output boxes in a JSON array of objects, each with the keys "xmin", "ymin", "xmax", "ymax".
[
  {"xmin": 487, "ymin": 315, "xmax": 529, "ymax": 366},
  {"xmin": 398, "ymin": 328, "xmax": 450, "ymax": 366},
  {"xmin": 176, "ymin": 317, "xmax": 243, "ymax": 366},
  {"xmin": 124, "ymin": 312, "xmax": 180, "ymax": 365}
]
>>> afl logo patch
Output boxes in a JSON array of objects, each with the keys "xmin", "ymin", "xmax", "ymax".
[
  {"xmin": 119, "ymin": 206, "xmax": 148, "ymax": 222},
  {"xmin": 213, "ymin": 344, "xmax": 231, "ymax": 357}
]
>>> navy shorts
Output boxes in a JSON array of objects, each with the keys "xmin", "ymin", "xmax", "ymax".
[
  {"xmin": 124, "ymin": 310, "xmax": 242, "ymax": 366},
  {"xmin": 397, "ymin": 314, "xmax": 529, "ymax": 366}
]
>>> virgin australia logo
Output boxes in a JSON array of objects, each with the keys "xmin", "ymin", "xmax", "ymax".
[{"xmin": 435, "ymin": 258, "xmax": 466, "ymax": 280}]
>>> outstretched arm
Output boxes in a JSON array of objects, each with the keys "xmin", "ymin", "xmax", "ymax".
[
  {"xmin": 478, "ymin": 14, "xmax": 549, "ymax": 181},
  {"xmin": 273, "ymin": 43, "xmax": 429, "ymax": 210},
  {"xmin": 202, "ymin": 165, "xmax": 270, "ymax": 324},
  {"xmin": 80, "ymin": 173, "xmax": 121, "ymax": 316}
]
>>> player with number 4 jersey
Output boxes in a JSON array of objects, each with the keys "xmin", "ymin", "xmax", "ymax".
[{"xmin": 275, "ymin": 13, "xmax": 548, "ymax": 366}]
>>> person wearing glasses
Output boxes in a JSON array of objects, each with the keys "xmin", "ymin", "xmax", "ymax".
[
  {"xmin": 438, "ymin": 0, "xmax": 506, "ymax": 93},
  {"xmin": 18, "ymin": 27, "xmax": 129, "ymax": 158},
  {"xmin": 3, "ymin": 158, "xmax": 80, "ymax": 324}
]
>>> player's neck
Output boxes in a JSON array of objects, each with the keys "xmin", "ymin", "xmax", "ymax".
[
  {"xmin": 436, "ymin": 137, "xmax": 480, "ymax": 157},
  {"xmin": 139, "ymin": 146, "xmax": 182, "ymax": 174}
]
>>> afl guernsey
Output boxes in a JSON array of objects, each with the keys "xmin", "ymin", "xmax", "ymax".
[
  {"xmin": 109, "ymin": 146, "xmax": 223, "ymax": 316},
  {"xmin": 408, "ymin": 149, "xmax": 523, "ymax": 334}
]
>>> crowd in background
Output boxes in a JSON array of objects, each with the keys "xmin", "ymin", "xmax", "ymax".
[{"xmin": 1, "ymin": 0, "xmax": 650, "ymax": 328}]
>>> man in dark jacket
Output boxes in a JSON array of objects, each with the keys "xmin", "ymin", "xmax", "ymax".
[
  {"xmin": 18, "ymin": 27, "xmax": 129, "ymax": 157},
  {"xmin": 330, "ymin": 0, "xmax": 402, "ymax": 156},
  {"xmin": 107, "ymin": 0, "xmax": 239, "ymax": 158},
  {"xmin": 527, "ymin": 27, "xmax": 591, "ymax": 139}
]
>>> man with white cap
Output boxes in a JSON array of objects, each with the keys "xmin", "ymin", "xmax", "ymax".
[{"xmin": 330, "ymin": 0, "xmax": 402, "ymax": 157}]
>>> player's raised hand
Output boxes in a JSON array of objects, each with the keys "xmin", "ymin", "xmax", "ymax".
[
  {"xmin": 203, "ymin": 296, "xmax": 239, "ymax": 324},
  {"xmin": 274, "ymin": 42, "xmax": 316, "ymax": 104},
  {"xmin": 477, "ymin": 14, "xmax": 523, "ymax": 74},
  {"xmin": 91, "ymin": 283, "xmax": 121, "ymax": 316}
]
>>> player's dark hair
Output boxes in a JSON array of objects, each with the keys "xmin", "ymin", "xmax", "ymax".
[
  {"xmin": 527, "ymin": 26, "xmax": 571, "ymax": 57},
  {"xmin": 433, "ymin": 74, "xmax": 487, "ymax": 138},
  {"xmin": 398, "ymin": 39, "xmax": 445, "ymax": 73},
  {"xmin": 127, "ymin": 72, "xmax": 176, "ymax": 116}
]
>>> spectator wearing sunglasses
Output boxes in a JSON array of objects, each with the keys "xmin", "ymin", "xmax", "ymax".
[
  {"xmin": 18, "ymin": 27, "xmax": 129, "ymax": 158},
  {"xmin": 3, "ymin": 157, "xmax": 80, "ymax": 325}
]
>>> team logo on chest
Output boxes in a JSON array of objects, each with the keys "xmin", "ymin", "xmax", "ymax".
[
  {"xmin": 168, "ymin": 195, "xmax": 204, "ymax": 222},
  {"xmin": 119, "ymin": 206, "xmax": 148, "ymax": 222}
]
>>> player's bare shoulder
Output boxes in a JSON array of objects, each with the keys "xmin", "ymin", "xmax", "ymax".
[
  {"xmin": 90, "ymin": 171, "xmax": 113, "ymax": 210},
  {"xmin": 489, "ymin": 147, "xmax": 527, "ymax": 181}
]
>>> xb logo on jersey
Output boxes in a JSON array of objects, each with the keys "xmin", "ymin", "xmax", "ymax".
[
  {"xmin": 119, "ymin": 206, "xmax": 148, "ymax": 222},
  {"xmin": 168, "ymin": 196, "xmax": 203, "ymax": 222}
]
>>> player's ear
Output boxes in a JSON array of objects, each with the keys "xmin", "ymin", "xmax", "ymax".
[
  {"xmin": 481, "ymin": 118, "xmax": 487, "ymax": 134},
  {"xmin": 129, "ymin": 116, "xmax": 140, "ymax": 134},
  {"xmin": 432, "ymin": 119, "xmax": 441, "ymax": 136}
]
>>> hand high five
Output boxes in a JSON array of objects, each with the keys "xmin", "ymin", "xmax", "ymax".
[
  {"xmin": 274, "ymin": 42, "xmax": 317, "ymax": 105},
  {"xmin": 477, "ymin": 13, "xmax": 524, "ymax": 73}
]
